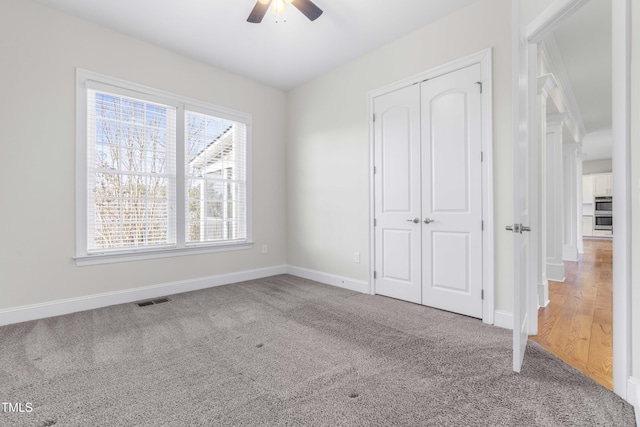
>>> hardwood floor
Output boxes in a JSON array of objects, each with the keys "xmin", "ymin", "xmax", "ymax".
[{"xmin": 530, "ymin": 238, "xmax": 613, "ymax": 390}]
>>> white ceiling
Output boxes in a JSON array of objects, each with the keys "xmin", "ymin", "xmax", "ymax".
[
  {"xmin": 33, "ymin": 0, "xmax": 480, "ymax": 91},
  {"xmin": 549, "ymin": 0, "xmax": 612, "ymax": 160},
  {"xmin": 31, "ymin": 0, "xmax": 613, "ymax": 161},
  {"xmin": 552, "ymin": 0, "xmax": 612, "ymax": 135}
]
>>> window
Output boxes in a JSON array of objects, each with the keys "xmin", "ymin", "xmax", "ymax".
[
  {"xmin": 76, "ymin": 70, "xmax": 251, "ymax": 265},
  {"xmin": 185, "ymin": 112, "xmax": 247, "ymax": 244},
  {"xmin": 88, "ymin": 90, "xmax": 177, "ymax": 251}
]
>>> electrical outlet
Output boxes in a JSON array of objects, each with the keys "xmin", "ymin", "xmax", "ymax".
[
  {"xmin": 354, "ymin": 252, "xmax": 360, "ymax": 263},
  {"xmin": 262, "ymin": 244, "xmax": 268, "ymax": 254}
]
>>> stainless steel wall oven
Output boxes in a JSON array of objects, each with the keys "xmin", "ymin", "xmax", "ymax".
[
  {"xmin": 594, "ymin": 214, "xmax": 613, "ymax": 231},
  {"xmin": 594, "ymin": 196, "xmax": 612, "ymax": 215}
]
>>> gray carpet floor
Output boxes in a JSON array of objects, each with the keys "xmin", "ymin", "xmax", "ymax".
[{"xmin": 0, "ymin": 275, "xmax": 635, "ymax": 426}]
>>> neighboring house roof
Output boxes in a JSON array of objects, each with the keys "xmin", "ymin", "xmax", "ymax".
[{"xmin": 188, "ymin": 125, "xmax": 234, "ymax": 173}]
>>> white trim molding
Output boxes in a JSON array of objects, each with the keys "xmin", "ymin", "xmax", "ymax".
[
  {"xmin": 546, "ymin": 263, "xmax": 565, "ymax": 282},
  {"xmin": 526, "ymin": 0, "xmax": 591, "ymax": 43},
  {"xmin": 562, "ymin": 142, "xmax": 581, "ymax": 262},
  {"xmin": 494, "ymin": 310, "xmax": 513, "ymax": 330},
  {"xmin": 544, "ymin": 119, "xmax": 566, "ymax": 283},
  {"xmin": 75, "ymin": 242, "xmax": 255, "ymax": 266},
  {"xmin": 537, "ymin": 282, "xmax": 550, "ymax": 308},
  {"xmin": 627, "ymin": 378, "xmax": 640, "ymax": 422},
  {"xmin": 0, "ymin": 265, "xmax": 369, "ymax": 327},
  {"xmin": 611, "ymin": 0, "xmax": 631, "ymax": 401},
  {"xmin": 286, "ymin": 265, "xmax": 370, "ymax": 294},
  {"xmin": 0, "ymin": 265, "xmax": 287, "ymax": 327},
  {"xmin": 539, "ymin": 35, "xmax": 586, "ymax": 142},
  {"xmin": 536, "ymin": 73, "xmax": 556, "ymax": 314}
]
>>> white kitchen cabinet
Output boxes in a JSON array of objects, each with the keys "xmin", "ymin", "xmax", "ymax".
[
  {"xmin": 582, "ymin": 216, "xmax": 594, "ymax": 237},
  {"xmin": 593, "ymin": 173, "xmax": 613, "ymax": 197},
  {"xmin": 582, "ymin": 175, "xmax": 594, "ymax": 203}
]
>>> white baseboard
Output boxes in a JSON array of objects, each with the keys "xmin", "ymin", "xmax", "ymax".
[
  {"xmin": 627, "ymin": 377, "xmax": 640, "ymax": 418},
  {"xmin": 0, "ymin": 265, "xmax": 287, "ymax": 327},
  {"xmin": 538, "ymin": 282, "xmax": 550, "ymax": 308},
  {"xmin": 494, "ymin": 310, "xmax": 513, "ymax": 330},
  {"xmin": 286, "ymin": 265, "xmax": 370, "ymax": 294},
  {"xmin": 546, "ymin": 262, "xmax": 565, "ymax": 282},
  {"xmin": 286, "ymin": 267, "xmax": 519, "ymax": 333},
  {"xmin": 562, "ymin": 245, "xmax": 578, "ymax": 262}
]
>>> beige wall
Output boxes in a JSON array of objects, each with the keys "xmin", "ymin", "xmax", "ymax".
[
  {"xmin": 0, "ymin": 0, "xmax": 287, "ymax": 309},
  {"xmin": 286, "ymin": 0, "xmax": 514, "ymax": 311},
  {"xmin": 583, "ymin": 159, "xmax": 613, "ymax": 174},
  {"xmin": 523, "ymin": 0, "xmax": 557, "ymax": 25}
]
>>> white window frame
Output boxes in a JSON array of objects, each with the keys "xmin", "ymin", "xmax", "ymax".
[{"xmin": 75, "ymin": 69, "xmax": 253, "ymax": 266}]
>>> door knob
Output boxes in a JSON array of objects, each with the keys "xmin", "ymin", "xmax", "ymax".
[
  {"xmin": 424, "ymin": 218, "xmax": 434, "ymax": 224},
  {"xmin": 406, "ymin": 218, "xmax": 420, "ymax": 224},
  {"xmin": 506, "ymin": 224, "xmax": 529, "ymax": 233},
  {"xmin": 505, "ymin": 224, "xmax": 520, "ymax": 233}
]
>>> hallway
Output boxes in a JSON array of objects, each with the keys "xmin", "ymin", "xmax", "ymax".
[{"xmin": 531, "ymin": 239, "xmax": 613, "ymax": 390}]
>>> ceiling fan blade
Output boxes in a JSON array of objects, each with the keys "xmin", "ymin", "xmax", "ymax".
[
  {"xmin": 291, "ymin": 0, "xmax": 323, "ymax": 21},
  {"xmin": 247, "ymin": 0, "xmax": 272, "ymax": 23}
]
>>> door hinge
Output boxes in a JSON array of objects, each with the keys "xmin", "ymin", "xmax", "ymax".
[
  {"xmin": 373, "ymin": 271, "xmax": 377, "ymax": 279},
  {"xmin": 481, "ymin": 289, "xmax": 484, "ymax": 300},
  {"xmin": 481, "ymin": 151, "xmax": 484, "ymax": 162},
  {"xmin": 373, "ymin": 113, "xmax": 376, "ymax": 122},
  {"xmin": 373, "ymin": 166, "xmax": 377, "ymax": 174},
  {"xmin": 374, "ymin": 218, "xmax": 377, "ymax": 227},
  {"xmin": 481, "ymin": 220, "xmax": 484, "ymax": 231},
  {"xmin": 475, "ymin": 81, "xmax": 483, "ymax": 93}
]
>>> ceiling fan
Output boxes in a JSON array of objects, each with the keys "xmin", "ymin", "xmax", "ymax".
[{"xmin": 247, "ymin": 0, "xmax": 323, "ymax": 23}]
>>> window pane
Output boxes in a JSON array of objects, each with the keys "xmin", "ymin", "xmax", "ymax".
[
  {"xmin": 87, "ymin": 89, "xmax": 176, "ymax": 252},
  {"xmin": 81, "ymin": 76, "xmax": 250, "ymax": 259},
  {"xmin": 185, "ymin": 111, "xmax": 247, "ymax": 244},
  {"xmin": 91, "ymin": 174, "xmax": 170, "ymax": 249},
  {"xmin": 187, "ymin": 179, "xmax": 203, "ymax": 242}
]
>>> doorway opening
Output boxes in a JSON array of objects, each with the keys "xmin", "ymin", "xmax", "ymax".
[
  {"xmin": 520, "ymin": 0, "xmax": 629, "ymax": 398},
  {"xmin": 532, "ymin": 238, "xmax": 613, "ymax": 389}
]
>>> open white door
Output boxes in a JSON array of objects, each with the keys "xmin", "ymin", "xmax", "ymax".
[{"xmin": 511, "ymin": 0, "xmax": 531, "ymax": 373}]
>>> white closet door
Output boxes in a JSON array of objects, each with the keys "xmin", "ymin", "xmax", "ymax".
[
  {"xmin": 420, "ymin": 63, "xmax": 484, "ymax": 318},
  {"xmin": 373, "ymin": 84, "xmax": 422, "ymax": 304}
]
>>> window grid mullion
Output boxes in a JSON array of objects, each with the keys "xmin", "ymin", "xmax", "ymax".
[{"xmin": 175, "ymin": 104, "xmax": 186, "ymax": 249}]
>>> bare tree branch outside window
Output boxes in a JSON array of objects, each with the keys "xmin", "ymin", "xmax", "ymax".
[
  {"xmin": 86, "ymin": 89, "xmax": 246, "ymax": 254},
  {"xmin": 90, "ymin": 92, "xmax": 173, "ymax": 250}
]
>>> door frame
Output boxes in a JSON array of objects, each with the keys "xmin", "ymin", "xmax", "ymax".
[
  {"xmin": 367, "ymin": 49, "xmax": 495, "ymax": 325},
  {"xmin": 521, "ymin": 0, "xmax": 631, "ymax": 400}
]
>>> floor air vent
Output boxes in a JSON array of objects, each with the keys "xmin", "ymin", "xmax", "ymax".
[{"xmin": 136, "ymin": 297, "xmax": 170, "ymax": 307}]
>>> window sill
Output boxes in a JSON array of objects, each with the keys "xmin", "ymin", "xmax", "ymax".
[{"xmin": 74, "ymin": 242, "xmax": 254, "ymax": 266}]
